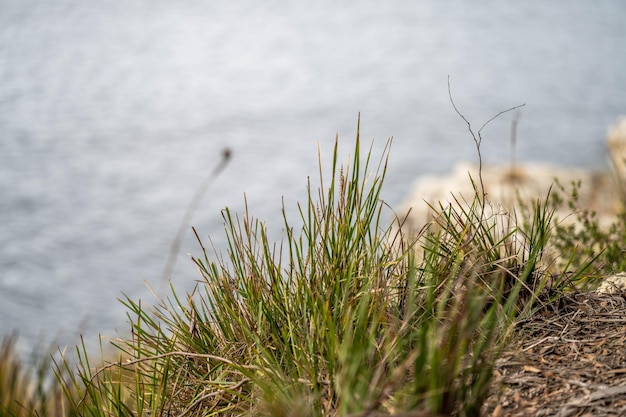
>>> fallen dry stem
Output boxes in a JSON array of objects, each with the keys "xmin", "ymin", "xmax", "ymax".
[{"xmin": 73, "ymin": 350, "xmax": 257, "ymax": 410}]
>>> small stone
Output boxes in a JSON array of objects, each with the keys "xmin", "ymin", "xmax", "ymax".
[{"xmin": 596, "ymin": 272, "xmax": 626, "ymax": 294}]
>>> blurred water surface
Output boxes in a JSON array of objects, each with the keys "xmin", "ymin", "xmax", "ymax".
[{"xmin": 1, "ymin": 1, "xmax": 625, "ymax": 353}]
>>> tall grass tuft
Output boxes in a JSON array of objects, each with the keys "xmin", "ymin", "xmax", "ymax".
[{"xmin": 50, "ymin": 117, "xmax": 577, "ymax": 417}]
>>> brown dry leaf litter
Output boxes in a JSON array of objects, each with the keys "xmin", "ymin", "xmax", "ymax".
[{"xmin": 485, "ymin": 291, "xmax": 626, "ymax": 417}]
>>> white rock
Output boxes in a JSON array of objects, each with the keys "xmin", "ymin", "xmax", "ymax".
[
  {"xmin": 596, "ymin": 272, "xmax": 626, "ymax": 294},
  {"xmin": 607, "ymin": 117, "xmax": 626, "ymax": 199}
]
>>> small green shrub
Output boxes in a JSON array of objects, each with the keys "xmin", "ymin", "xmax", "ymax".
[{"xmin": 550, "ymin": 179, "xmax": 626, "ymax": 279}]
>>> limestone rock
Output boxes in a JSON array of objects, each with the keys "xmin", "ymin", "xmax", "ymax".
[
  {"xmin": 396, "ymin": 117, "xmax": 626, "ymax": 239},
  {"xmin": 607, "ymin": 116, "xmax": 626, "ymax": 199},
  {"xmin": 596, "ymin": 272, "xmax": 626, "ymax": 294}
]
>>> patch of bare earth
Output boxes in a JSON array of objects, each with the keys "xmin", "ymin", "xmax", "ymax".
[{"xmin": 485, "ymin": 291, "xmax": 626, "ymax": 417}]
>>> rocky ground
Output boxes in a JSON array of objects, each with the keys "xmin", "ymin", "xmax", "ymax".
[{"xmin": 485, "ymin": 290, "xmax": 626, "ymax": 417}]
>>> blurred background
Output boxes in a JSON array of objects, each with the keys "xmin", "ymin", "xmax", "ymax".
[{"xmin": 1, "ymin": 1, "xmax": 625, "ymax": 355}]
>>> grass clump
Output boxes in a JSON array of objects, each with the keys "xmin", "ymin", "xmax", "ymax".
[
  {"xmin": 47, "ymin": 117, "xmax": 572, "ymax": 417},
  {"xmin": 7, "ymin": 103, "xmax": 620, "ymax": 415}
]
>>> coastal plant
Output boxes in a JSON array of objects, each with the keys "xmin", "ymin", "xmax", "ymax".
[
  {"xmin": 48, "ymin": 115, "xmax": 577, "ymax": 417},
  {"xmin": 545, "ymin": 179, "xmax": 626, "ymax": 279}
]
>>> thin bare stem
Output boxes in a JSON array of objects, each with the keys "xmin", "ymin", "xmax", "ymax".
[
  {"xmin": 510, "ymin": 110, "xmax": 522, "ymax": 176},
  {"xmin": 447, "ymin": 75, "xmax": 525, "ymax": 243},
  {"xmin": 161, "ymin": 148, "xmax": 232, "ymax": 290},
  {"xmin": 447, "ymin": 76, "xmax": 486, "ymax": 206},
  {"xmin": 74, "ymin": 350, "xmax": 256, "ymax": 411},
  {"xmin": 177, "ymin": 378, "xmax": 252, "ymax": 417},
  {"xmin": 478, "ymin": 103, "xmax": 526, "ymax": 137}
]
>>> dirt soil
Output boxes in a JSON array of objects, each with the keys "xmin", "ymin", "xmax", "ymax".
[{"xmin": 485, "ymin": 291, "xmax": 626, "ymax": 417}]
